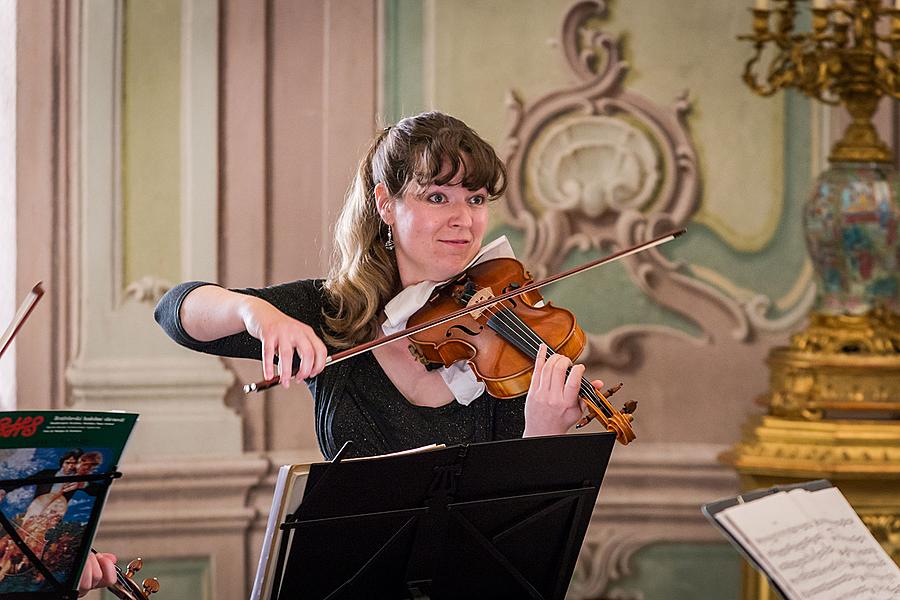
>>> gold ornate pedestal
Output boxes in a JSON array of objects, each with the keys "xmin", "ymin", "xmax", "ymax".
[{"xmin": 722, "ymin": 312, "xmax": 900, "ymax": 600}]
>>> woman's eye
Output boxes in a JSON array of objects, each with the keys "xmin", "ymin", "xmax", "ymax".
[{"xmin": 427, "ymin": 193, "xmax": 445, "ymax": 203}]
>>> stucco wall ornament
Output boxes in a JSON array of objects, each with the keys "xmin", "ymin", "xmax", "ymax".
[
  {"xmin": 503, "ymin": 0, "xmax": 698, "ymax": 271},
  {"xmin": 526, "ymin": 115, "xmax": 660, "ymax": 219},
  {"xmin": 502, "ymin": 0, "xmax": 770, "ymax": 372},
  {"xmin": 124, "ymin": 276, "xmax": 173, "ymax": 304},
  {"xmin": 569, "ymin": 529, "xmax": 642, "ymax": 598},
  {"xmin": 502, "ymin": 0, "xmax": 813, "ymax": 375}
]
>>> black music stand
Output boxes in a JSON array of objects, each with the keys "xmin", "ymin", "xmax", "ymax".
[
  {"xmin": 269, "ymin": 432, "xmax": 615, "ymax": 600},
  {"xmin": 0, "ymin": 470, "xmax": 121, "ymax": 599}
]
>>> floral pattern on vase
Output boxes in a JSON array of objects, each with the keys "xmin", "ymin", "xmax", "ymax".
[{"xmin": 803, "ymin": 163, "xmax": 899, "ymax": 315}]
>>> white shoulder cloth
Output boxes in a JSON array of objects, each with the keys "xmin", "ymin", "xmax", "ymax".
[{"xmin": 381, "ymin": 236, "xmax": 516, "ymax": 405}]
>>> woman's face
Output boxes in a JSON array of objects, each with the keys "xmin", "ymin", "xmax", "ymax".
[{"xmin": 377, "ymin": 170, "xmax": 489, "ymax": 287}]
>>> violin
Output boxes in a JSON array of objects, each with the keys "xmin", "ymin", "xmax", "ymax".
[
  {"xmin": 244, "ymin": 229, "xmax": 686, "ymax": 444},
  {"xmin": 405, "ymin": 256, "xmax": 636, "ymax": 444}
]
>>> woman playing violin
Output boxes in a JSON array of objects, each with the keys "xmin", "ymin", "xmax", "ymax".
[{"xmin": 155, "ymin": 111, "xmax": 599, "ymax": 459}]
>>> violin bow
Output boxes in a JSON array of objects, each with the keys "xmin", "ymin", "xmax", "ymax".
[
  {"xmin": 0, "ymin": 282, "xmax": 44, "ymax": 360},
  {"xmin": 244, "ymin": 228, "xmax": 686, "ymax": 393}
]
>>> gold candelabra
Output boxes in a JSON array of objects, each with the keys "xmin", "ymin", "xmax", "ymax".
[{"xmin": 740, "ymin": 0, "xmax": 900, "ymax": 162}]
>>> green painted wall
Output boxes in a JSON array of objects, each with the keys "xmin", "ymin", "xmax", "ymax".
[
  {"xmin": 605, "ymin": 542, "xmax": 742, "ymax": 600},
  {"xmin": 122, "ymin": 0, "xmax": 182, "ymax": 287},
  {"xmin": 383, "ymin": 0, "xmax": 425, "ymax": 123}
]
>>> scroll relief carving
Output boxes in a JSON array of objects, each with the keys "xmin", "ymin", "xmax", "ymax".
[
  {"xmin": 125, "ymin": 276, "xmax": 173, "ymax": 304},
  {"xmin": 501, "ymin": 0, "xmax": 809, "ymax": 371},
  {"xmin": 569, "ymin": 529, "xmax": 646, "ymax": 599},
  {"xmin": 569, "ymin": 522, "xmax": 725, "ymax": 600}
]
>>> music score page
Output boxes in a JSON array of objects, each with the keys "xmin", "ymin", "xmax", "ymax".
[{"xmin": 714, "ymin": 488, "xmax": 900, "ymax": 600}]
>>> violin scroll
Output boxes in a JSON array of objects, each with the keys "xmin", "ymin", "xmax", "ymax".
[
  {"xmin": 574, "ymin": 382, "xmax": 638, "ymax": 445},
  {"xmin": 106, "ymin": 557, "xmax": 160, "ymax": 600},
  {"xmin": 575, "ymin": 382, "xmax": 625, "ymax": 429}
]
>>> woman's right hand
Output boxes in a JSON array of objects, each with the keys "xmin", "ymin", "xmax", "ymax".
[{"xmin": 239, "ymin": 297, "xmax": 328, "ymax": 387}]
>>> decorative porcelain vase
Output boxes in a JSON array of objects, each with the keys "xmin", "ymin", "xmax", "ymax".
[{"xmin": 803, "ymin": 162, "xmax": 900, "ymax": 316}]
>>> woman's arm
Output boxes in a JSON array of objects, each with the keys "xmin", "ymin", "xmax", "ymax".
[
  {"xmin": 178, "ymin": 284, "xmax": 260, "ymax": 341},
  {"xmin": 155, "ymin": 281, "xmax": 328, "ymax": 386}
]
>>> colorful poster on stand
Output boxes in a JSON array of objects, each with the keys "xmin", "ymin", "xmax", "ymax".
[{"xmin": 0, "ymin": 411, "xmax": 137, "ymax": 598}]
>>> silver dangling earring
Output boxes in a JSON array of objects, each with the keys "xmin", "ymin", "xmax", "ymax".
[{"xmin": 384, "ymin": 225, "xmax": 395, "ymax": 251}]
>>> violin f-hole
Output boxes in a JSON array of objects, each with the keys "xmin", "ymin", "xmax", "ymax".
[{"xmin": 445, "ymin": 324, "xmax": 483, "ymax": 337}]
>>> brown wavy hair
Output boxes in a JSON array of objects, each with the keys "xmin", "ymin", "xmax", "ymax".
[{"xmin": 323, "ymin": 112, "xmax": 507, "ymax": 348}]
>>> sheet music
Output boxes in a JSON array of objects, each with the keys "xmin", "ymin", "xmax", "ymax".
[
  {"xmin": 715, "ymin": 492, "xmax": 812, "ymax": 599},
  {"xmin": 715, "ymin": 488, "xmax": 900, "ymax": 600},
  {"xmin": 790, "ymin": 488, "xmax": 900, "ymax": 599}
]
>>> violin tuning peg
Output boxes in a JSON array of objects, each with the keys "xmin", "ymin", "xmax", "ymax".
[
  {"xmin": 142, "ymin": 577, "xmax": 161, "ymax": 595},
  {"xmin": 622, "ymin": 400, "xmax": 638, "ymax": 414},
  {"xmin": 603, "ymin": 382, "xmax": 624, "ymax": 397},
  {"xmin": 126, "ymin": 557, "xmax": 143, "ymax": 577}
]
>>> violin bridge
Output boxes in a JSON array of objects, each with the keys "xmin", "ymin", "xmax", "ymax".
[{"xmin": 465, "ymin": 288, "xmax": 495, "ymax": 319}]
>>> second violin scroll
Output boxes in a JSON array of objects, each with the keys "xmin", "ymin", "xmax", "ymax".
[{"xmin": 104, "ymin": 557, "xmax": 160, "ymax": 600}]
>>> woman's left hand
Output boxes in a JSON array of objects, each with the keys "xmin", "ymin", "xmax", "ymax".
[
  {"xmin": 523, "ymin": 343, "xmax": 598, "ymax": 437},
  {"xmin": 78, "ymin": 552, "xmax": 117, "ymax": 596}
]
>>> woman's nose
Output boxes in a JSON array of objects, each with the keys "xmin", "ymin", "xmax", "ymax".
[{"xmin": 449, "ymin": 202, "xmax": 474, "ymax": 227}]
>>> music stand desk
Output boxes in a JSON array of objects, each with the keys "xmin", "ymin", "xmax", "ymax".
[{"xmin": 270, "ymin": 432, "xmax": 616, "ymax": 600}]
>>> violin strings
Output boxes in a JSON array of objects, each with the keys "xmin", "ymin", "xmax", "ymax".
[
  {"xmin": 475, "ymin": 292, "xmax": 614, "ymax": 419},
  {"xmin": 495, "ymin": 306, "xmax": 613, "ymax": 419},
  {"xmin": 496, "ymin": 307, "xmax": 612, "ymax": 418}
]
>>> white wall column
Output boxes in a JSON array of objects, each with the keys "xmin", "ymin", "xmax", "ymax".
[
  {"xmin": 0, "ymin": 0, "xmax": 16, "ymax": 410},
  {"xmin": 66, "ymin": 0, "xmax": 242, "ymax": 459}
]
